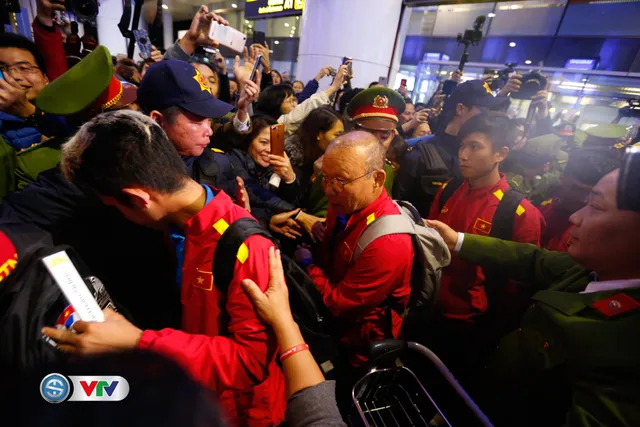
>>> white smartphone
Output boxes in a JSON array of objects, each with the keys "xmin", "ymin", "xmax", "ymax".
[{"xmin": 208, "ymin": 22, "xmax": 247, "ymax": 54}]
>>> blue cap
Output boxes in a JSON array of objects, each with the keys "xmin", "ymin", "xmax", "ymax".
[
  {"xmin": 137, "ymin": 59, "xmax": 233, "ymax": 119},
  {"xmin": 443, "ymin": 80, "xmax": 508, "ymax": 115}
]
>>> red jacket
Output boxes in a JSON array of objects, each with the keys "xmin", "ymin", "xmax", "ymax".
[
  {"xmin": 308, "ymin": 190, "xmax": 413, "ymax": 367},
  {"xmin": 32, "ymin": 19, "xmax": 67, "ymax": 82},
  {"xmin": 138, "ymin": 190, "xmax": 286, "ymax": 427},
  {"xmin": 429, "ymin": 175, "xmax": 545, "ymax": 321},
  {"xmin": 539, "ymin": 198, "xmax": 573, "ymax": 252}
]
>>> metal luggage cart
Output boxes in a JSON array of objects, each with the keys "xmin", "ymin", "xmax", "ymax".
[{"xmin": 352, "ymin": 341, "xmax": 494, "ymax": 427}]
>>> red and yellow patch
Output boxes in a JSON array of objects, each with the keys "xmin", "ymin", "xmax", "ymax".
[
  {"xmin": 194, "ymin": 269, "xmax": 213, "ymax": 291},
  {"xmin": 473, "ymin": 218, "xmax": 492, "ymax": 235},
  {"xmin": 193, "ymin": 69, "xmax": 212, "ymax": 94},
  {"xmin": 0, "ymin": 231, "xmax": 17, "ymax": 283},
  {"xmin": 592, "ymin": 293, "xmax": 640, "ymax": 318}
]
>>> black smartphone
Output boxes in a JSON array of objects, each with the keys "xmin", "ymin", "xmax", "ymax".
[
  {"xmin": 342, "ymin": 56, "xmax": 353, "ymax": 77},
  {"xmin": 253, "ymin": 31, "xmax": 266, "ymax": 46},
  {"xmin": 250, "ymin": 54, "xmax": 263, "ymax": 81}
]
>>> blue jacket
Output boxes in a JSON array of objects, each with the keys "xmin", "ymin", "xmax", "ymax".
[
  {"xmin": 0, "ymin": 112, "xmax": 68, "ymax": 152},
  {"xmin": 297, "ymin": 79, "xmax": 319, "ymax": 103}
]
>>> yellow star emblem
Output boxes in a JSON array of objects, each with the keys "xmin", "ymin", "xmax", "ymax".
[
  {"xmin": 193, "ymin": 69, "xmax": 212, "ymax": 94},
  {"xmin": 197, "ymin": 276, "xmax": 204, "ymax": 284}
]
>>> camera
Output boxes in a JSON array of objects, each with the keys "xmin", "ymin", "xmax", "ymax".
[
  {"xmin": 489, "ymin": 62, "xmax": 517, "ymax": 92},
  {"xmin": 443, "ymin": 15, "xmax": 486, "ymax": 95},
  {"xmin": 68, "ymin": 0, "xmax": 99, "ymax": 21},
  {"xmin": 511, "ymin": 70, "xmax": 548, "ymax": 100},
  {"xmin": 618, "ymin": 99, "xmax": 640, "ymax": 119}
]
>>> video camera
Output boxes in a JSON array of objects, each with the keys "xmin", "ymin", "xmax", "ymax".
[
  {"xmin": 489, "ymin": 62, "xmax": 517, "ymax": 92},
  {"xmin": 617, "ymin": 99, "xmax": 640, "ymax": 119},
  {"xmin": 443, "ymin": 15, "xmax": 486, "ymax": 95}
]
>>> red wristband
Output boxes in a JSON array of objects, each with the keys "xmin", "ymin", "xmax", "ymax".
[{"xmin": 279, "ymin": 343, "xmax": 309, "ymax": 362}]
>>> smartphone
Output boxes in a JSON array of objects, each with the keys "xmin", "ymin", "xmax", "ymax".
[
  {"xmin": 253, "ymin": 31, "xmax": 266, "ymax": 46},
  {"xmin": 134, "ymin": 29, "xmax": 152, "ymax": 60},
  {"xmin": 250, "ymin": 54, "xmax": 263, "ymax": 82},
  {"xmin": 378, "ymin": 76, "xmax": 388, "ymax": 86},
  {"xmin": 400, "ymin": 78, "xmax": 407, "ymax": 88},
  {"xmin": 270, "ymin": 124, "xmax": 285, "ymax": 157},
  {"xmin": 209, "ymin": 22, "xmax": 247, "ymax": 54},
  {"xmin": 342, "ymin": 56, "xmax": 353, "ymax": 77}
]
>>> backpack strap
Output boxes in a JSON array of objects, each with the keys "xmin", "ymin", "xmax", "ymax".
[
  {"xmin": 489, "ymin": 189, "xmax": 527, "ymax": 241},
  {"xmin": 437, "ymin": 176, "xmax": 464, "ymax": 212},
  {"xmin": 353, "ymin": 211, "xmax": 416, "ymax": 262},
  {"xmin": 415, "ymin": 141, "xmax": 446, "ymax": 175},
  {"xmin": 212, "ymin": 217, "xmax": 273, "ymax": 294}
]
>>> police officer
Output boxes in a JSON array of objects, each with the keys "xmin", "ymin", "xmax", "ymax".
[{"xmin": 426, "ymin": 149, "xmax": 640, "ymax": 426}]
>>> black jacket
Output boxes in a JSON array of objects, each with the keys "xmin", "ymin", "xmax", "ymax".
[
  {"xmin": 393, "ymin": 132, "xmax": 461, "ymax": 217},
  {"xmin": 226, "ymin": 148, "xmax": 302, "ymax": 225}
]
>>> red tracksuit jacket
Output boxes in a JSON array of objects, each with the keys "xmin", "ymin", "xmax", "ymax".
[
  {"xmin": 539, "ymin": 198, "xmax": 573, "ymax": 252},
  {"xmin": 308, "ymin": 190, "xmax": 413, "ymax": 367},
  {"xmin": 138, "ymin": 190, "xmax": 286, "ymax": 426},
  {"xmin": 429, "ymin": 175, "xmax": 545, "ymax": 321}
]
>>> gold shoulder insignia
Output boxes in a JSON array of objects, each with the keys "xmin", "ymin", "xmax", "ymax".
[
  {"xmin": 211, "ymin": 148, "xmax": 225, "ymax": 153},
  {"xmin": 516, "ymin": 205, "xmax": 526, "ymax": 216},
  {"xmin": 540, "ymin": 198, "xmax": 553, "ymax": 206}
]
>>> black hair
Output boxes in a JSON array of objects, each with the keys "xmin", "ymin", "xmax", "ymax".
[
  {"xmin": 415, "ymin": 102, "xmax": 427, "ymax": 110},
  {"xmin": 293, "ymin": 80, "xmax": 304, "ymax": 87},
  {"xmin": 61, "ymin": 110, "xmax": 188, "ymax": 202},
  {"xmin": 296, "ymin": 106, "xmax": 343, "ymax": 167},
  {"xmin": 339, "ymin": 87, "xmax": 364, "ymax": 114},
  {"xmin": 387, "ymin": 133, "xmax": 408, "ymax": 166},
  {"xmin": 565, "ymin": 148, "xmax": 621, "ymax": 186},
  {"xmin": 231, "ymin": 115, "xmax": 277, "ymax": 152},
  {"xmin": 368, "ymin": 81, "xmax": 380, "ymax": 88},
  {"xmin": 256, "ymin": 84, "xmax": 296, "ymax": 120},
  {"xmin": 271, "ymin": 69, "xmax": 283, "ymax": 82},
  {"xmin": 458, "ymin": 112, "xmax": 518, "ymax": 151},
  {"xmin": 404, "ymin": 97, "xmax": 413, "ymax": 105},
  {"xmin": 512, "ymin": 117, "xmax": 529, "ymax": 133},
  {"xmin": 0, "ymin": 33, "xmax": 47, "ymax": 75}
]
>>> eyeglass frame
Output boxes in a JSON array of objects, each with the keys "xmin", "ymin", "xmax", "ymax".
[
  {"xmin": 0, "ymin": 61, "xmax": 41, "ymax": 76},
  {"xmin": 321, "ymin": 169, "xmax": 378, "ymax": 193}
]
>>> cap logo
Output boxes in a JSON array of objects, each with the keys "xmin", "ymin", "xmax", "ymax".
[
  {"xmin": 483, "ymin": 82, "xmax": 493, "ymax": 94},
  {"xmin": 372, "ymin": 95, "xmax": 389, "ymax": 109},
  {"xmin": 193, "ymin": 69, "xmax": 212, "ymax": 94}
]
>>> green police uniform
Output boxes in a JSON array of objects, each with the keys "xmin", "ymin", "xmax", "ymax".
[
  {"xmin": 576, "ymin": 124, "xmax": 628, "ymax": 150},
  {"xmin": 1, "ymin": 46, "xmax": 138, "ymax": 198},
  {"xmin": 507, "ymin": 134, "xmax": 564, "ymax": 205},
  {"xmin": 458, "ymin": 234, "xmax": 640, "ymax": 427}
]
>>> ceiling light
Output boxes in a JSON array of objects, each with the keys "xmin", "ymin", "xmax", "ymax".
[
  {"xmin": 231, "ymin": 3, "xmax": 237, "ymax": 8},
  {"xmin": 525, "ymin": 60, "xmax": 531, "ymax": 65},
  {"xmin": 292, "ymin": 26, "xmax": 296, "ymax": 30},
  {"xmin": 284, "ymin": 23, "xmax": 290, "ymax": 27},
  {"xmin": 245, "ymin": 20, "xmax": 249, "ymax": 24},
  {"xmin": 487, "ymin": 13, "xmax": 495, "ymax": 18},
  {"xmin": 582, "ymin": 78, "xmax": 588, "ymax": 82},
  {"xmin": 161, "ymin": 4, "xmax": 168, "ymax": 9},
  {"xmin": 296, "ymin": 16, "xmax": 299, "ymax": 20},
  {"xmin": 289, "ymin": 35, "xmax": 293, "ymax": 37},
  {"xmin": 274, "ymin": 40, "xmax": 280, "ymax": 45},
  {"xmin": 269, "ymin": 50, "xmax": 274, "ymax": 53},
  {"xmin": 509, "ymin": 42, "xmax": 516, "ymax": 47}
]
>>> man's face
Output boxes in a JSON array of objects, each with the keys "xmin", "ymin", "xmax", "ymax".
[
  {"xmin": 556, "ymin": 173, "xmax": 592, "ymax": 215},
  {"xmin": 414, "ymin": 122, "xmax": 431, "ymax": 138},
  {"xmin": 161, "ymin": 110, "xmax": 213, "ymax": 157},
  {"xmin": 100, "ymin": 194, "xmax": 166, "ymax": 230},
  {"xmin": 399, "ymin": 103, "xmax": 415, "ymax": 125},
  {"xmin": 354, "ymin": 121, "xmax": 395, "ymax": 149},
  {"xmin": 0, "ymin": 48, "xmax": 48, "ymax": 101},
  {"xmin": 322, "ymin": 147, "xmax": 382, "ymax": 216},
  {"xmin": 229, "ymin": 80, "xmax": 238, "ymax": 98},
  {"xmin": 568, "ymin": 170, "xmax": 640, "ymax": 276},
  {"xmin": 458, "ymin": 104, "xmax": 485, "ymax": 127},
  {"xmin": 193, "ymin": 63, "xmax": 219, "ymax": 98},
  {"xmin": 459, "ymin": 132, "xmax": 504, "ymax": 181},
  {"xmin": 214, "ymin": 53, "xmax": 225, "ymax": 72}
]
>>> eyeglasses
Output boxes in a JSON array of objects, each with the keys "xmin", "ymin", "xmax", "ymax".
[
  {"xmin": 321, "ymin": 171, "xmax": 374, "ymax": 193},
  {"xmin": 354, "ymin": 123, "xmax": 393, "ymax": 142},
  {"xmin": 0, "ymin": 62, "xmax": 40, "ymax": 76}
]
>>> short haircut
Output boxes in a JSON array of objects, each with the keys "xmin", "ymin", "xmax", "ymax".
[
  {"xmin": 368, "ymin": 81, "xmax": 380, "ymax": 88},
  {"xmin": 387, "ymin": 133, "xmax": 408, "ymax": 165},
  {"xmin": 565, "ymin": 148, "xmax": 621, "ymax": 186},
  {"xmin": 329, "ymin": 131, "xmax": 386, "ymax": 172},
  {"xmin": 0, "ymin": 33, "xmax": 47, "ymax": 75},
  {"xmin": 415, "ymin": 102, "xmax": 427, "ymax": 110},
  {"xmin": 256, "ymin": 84, "xmax": 296, "ymax": 120},
  {"xmin": 404, "ymin": 97, "xmax": 413, "ymax": 105},
  {"xmin": 458, "ymin": 112, "xmax": 518, "ymax": 151},
  {"xmin": 230, "ymin": 115, "xmax": 277, "ymax": 151},
  {"xmin": 61, "ymin": 110, "xmax": 188, "ymax": 201}
]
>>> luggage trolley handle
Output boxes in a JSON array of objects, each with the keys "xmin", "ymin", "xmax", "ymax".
[{"xmin": 369, "ymin": 340, "xmax": 495, "ymax": 427}]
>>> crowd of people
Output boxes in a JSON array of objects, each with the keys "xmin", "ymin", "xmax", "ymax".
[{"xmin": 0, "ymin": 2, "xmax": 639, "ymax": 427}]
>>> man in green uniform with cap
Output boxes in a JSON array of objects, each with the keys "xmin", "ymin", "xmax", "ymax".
[
  {"xmin": 506, "ymin": 133, "xmax": 565, "ymax": 206},
  {"xmin": 580, "ymin": 123, "xmax": 629, "ymax": 149},
  {"xmin": 306, "ymin": 87, "xmax": 405, "ymax": 217},
  {"xmin": 426, "ymin": 154, "xmax": 640, "ymax": 427},
  {"xmin": 1, "ymin": 45, "xmax": 136, "ymax": 198}
]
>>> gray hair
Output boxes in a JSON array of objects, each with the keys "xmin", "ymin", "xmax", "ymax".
[{"xmin": 327, "ymin": 130, "xmax": 386, "ymax": 172}]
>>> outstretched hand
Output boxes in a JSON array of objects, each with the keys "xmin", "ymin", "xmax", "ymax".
[{"xmin": 424, "ymin": 219, "xmax": 459, "ymax": 251}]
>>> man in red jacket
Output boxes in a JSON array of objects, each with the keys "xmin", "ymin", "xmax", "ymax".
[
  {"xmin": 295, "ymin": 131, "xmax": 413, "ymax": 368},
  {"xmin": 427, "ymin": 113, "xmax": 545, "ymax": 376},
  {"xmin": 539, "ymin": 147, "xmax": 621, "ymax": 252},
  {"xmin": 43, "ymin": 111, "xmax": 286, "ymax": 426}
]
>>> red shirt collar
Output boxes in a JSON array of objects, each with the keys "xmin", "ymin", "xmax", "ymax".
[
  {"xmin": 345, "ymin": 189, "xmax": 391, "ymax": 228},
  {"xmin": 462, "ymin": 173, "xmax": 509, "ymax": 196},
  {"xmin": 182, "ymin": 188, "xmax": 234, "ymax": 237}
]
